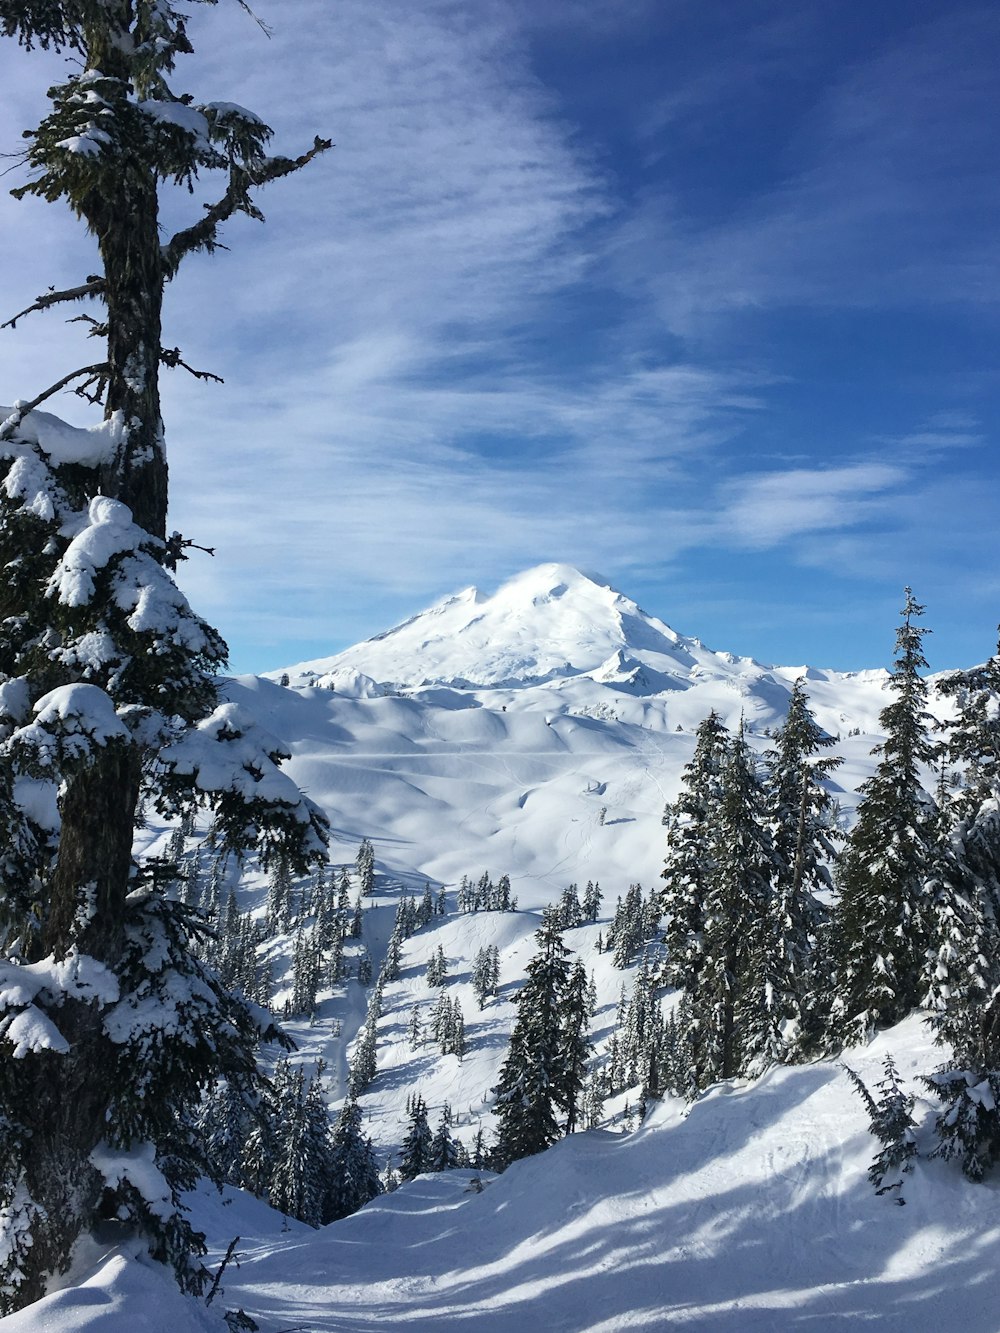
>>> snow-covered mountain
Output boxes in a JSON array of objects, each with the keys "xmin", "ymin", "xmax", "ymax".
[
  {"xmin": 278, "ymin": 561, "xmax": 885, "ymax": 700},
  {"xmin": 17, "ymin": 563, "xmax": 986, "ymax": 1333},
  {"xmin": 248, "ymin": 565, "xmax": 892, "ymax": 901},
  {"xmin": 273, "ymin": 561, "xmax": 889, "ymax": 741}
]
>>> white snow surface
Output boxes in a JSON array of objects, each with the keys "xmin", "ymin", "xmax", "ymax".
[
  {"xmin": 10, "ymin": 564, "xmax": 989, "ymax": 1332},
  {"xmin": 0, "ymin": 405, "xmax": 123, "ymax": 467},
  {"xmin": 11, "ymin": 1021, "xmax": 1000, "ymax": 1331}
]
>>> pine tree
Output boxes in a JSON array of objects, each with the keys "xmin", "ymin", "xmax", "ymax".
[
  {"xmin": 830, "ymin": 591, "xmax": 940, "ymax": 1044},
  {"xmin": 493, "ymin": 909, "xmax": 578, "ymax": 1166},
  {"xmin": 356, "ymin": 838, "xmax": 376, "ymax": 897},
  {"xmin": 265, "ymin": 855, "xmax": 294, "ymax": 935},
  {"xmin": 661, "ymin": 711, "xmax": 729, "ymax": 991},
  {"xmin": 582, "ymin": 879, "xmax": 602, "ymax": 922},
  {"xmin": 325, "ymin": 1098, "xmax": 381, "ymax": 1222},
  {"xmin": 921, "ymin": 642, "xmax": 1000, "ymax": 1044},
  {"xmin": 266, "ymin": 1066, "xmax": 332, "ymax": 1227},
  {"xmin": 426, "ymin": 943, "xmax": 448, "ymax": 987},
  {"xmin": 687, "ymin": 721, "xmax": 777, "ymax": 1086},
  {"xmin": 398, "ymin": 1096, "xmax": 433, "ymax": 1181},
  {"xmin": 472, "ymin": 944, "xmax": 500, "ymax": 1009},
  {"xmin": 610, "ymin": 882, "xmax": 646, "ymax": 969},
  {"xmin": 844, "ymin": 1055, "xmax": 917, "ymax": 1201},
  {"xmin": 0, "ymin": 3, "xmax": 329, "ymax": 1308},
  {"xmin": 429, "ymin": 1105, "xmax": 461, "ymax": 1172},
  {"xmin": 560, "ymin": 959, "xmax": 593, "ymax": 1133},
  {"xmin": 765, "ymin": 680, "xmax": 842, "ymax": 1051}
]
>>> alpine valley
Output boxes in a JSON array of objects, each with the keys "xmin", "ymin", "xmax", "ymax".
[{"xmin": 8, "ymin": 565, "xmax": 999, "ymax": 1333}]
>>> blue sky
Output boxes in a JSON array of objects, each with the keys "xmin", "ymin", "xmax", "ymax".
[{"xmin": 1, "ymin": 0, "xmax": 998, "ymax": 674}]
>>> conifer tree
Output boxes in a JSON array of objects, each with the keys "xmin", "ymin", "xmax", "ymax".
[
  {"xmin": 582, "ymin": 879, "xmax": 602, "ymax": 922},
  {"xmin": 560, "ymin": 958, "xmax": 593, "ymax": 1133},
  {"xmin": 430, "ymin": 1105, "xmax": 461, "ymax": 1172},
  {"xmin": 356, "ymin": 838, "xmax": 376, "ymax": 897},
  {"xmin": 0, "ymin": 2, "xmax": 329, "ymax": 1308},
  {"xmin": 398, "ymin": 1095, "xmax": 433, "ymax": 1180},
  {"xmin": 688, "ymin": 721, "xmax": 777, "ymax": 1085},
  {"xmin": 426, "ymin": 943, "xmax": 448, "ymax": 987},
  {"xmin": 661, "ymin": 711, "xmax": 729, "ymax": 991},
  {"xmin": 830, "ymin": 591, "xmax": 939, "ymax": 1044},
  {"xmin": 493, "ymin": 909, "xmax": 583, "ymax": 1165},
  {"xmin": 844, "ymin": 1055, "xmax": 917, "ymax": 1201},
  {"xmin": 766, "ymin": 679, "xmax": 841, "ymax": 1048},
  {"xmin": 921, "ymin": 642, "xmax": 1000, "ymax": 1041},
  {"xmin": 325, "ymin": 1098, "xmax": 381, "ymax": 1222}
]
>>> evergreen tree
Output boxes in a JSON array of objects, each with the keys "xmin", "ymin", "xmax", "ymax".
[
  {"xmin": 921, "ymin": 643, "xmax": 1000, "ymax": 1043},
  {"xmin": 426, "ymin": 943, "xmax": 448, "ymax": 987},
  {"xmin": 0, "ymin": 3, "xmax": 329, "ymax": 1308},
  {"xmin": 830, "ymin": 591, "xmax": 940, "ymax": 1044},
  {"xmin": 688, "ymin": 721, "xmax": 777, "ymax": 1086},
  {"xmin": 610, "ymin": 882, "xmax": 647, "ymax": 969},
  {"xmin": 357, "ymin": 948, "xmax": 373, "ymax": 986},
  {"xmin": 493, "ymin": 910, "xmax": 578, "ymax": 1166},
  {"xmin": 844, "ymin": 1056, "xmax": 917, "ymax": 1201},
  {"xmin": 398, "ymin": 1095, "xmax": 433, "ymax": 1180},
  {"xmin": 347, "ymin": 1014, "xmax": 378, "ymax": 1097},
  {"xmin": 581, "ymin": 879, "xmax": 602, "ymax": 922},
  {"xmin": 265, "ymin": 854, "xmax": 294, "ymax": 934},
  {"xmin": 381, "ymin": 921, "xmax": 404, "ymax": 984},
  {"xmin": 356, "ymin": 838, "xmax": 376, "ymax": 897},
  {"xmin": 661, "ymin": 711, "xmax": 729, "ymax": 991},
  {"xmin": 765, "ymin": 680, "xmax": 842, "ymax": 1050},
  {"xmin": 430, "ymin": 1105, "xmax": 461, "ymax": 1172},
  {"xmin": 559, "ymin": 959, "xmax": 593, "ymax": 1133},
  {"xmin": 266, "ymin": 1066, "xmax": 332, "ymax": 1227},
  {"xmin": 472, "ymin": 943, "xmax": 500, "ymax": 1008},
  {"xmin": 325, "ymin": 1098, "xmax": 381, "ymax": 1222}
]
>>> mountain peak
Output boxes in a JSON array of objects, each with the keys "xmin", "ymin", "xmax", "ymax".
[{"xmin": 277, "ymin": 563, "xmax": 705, "ymax": 691}]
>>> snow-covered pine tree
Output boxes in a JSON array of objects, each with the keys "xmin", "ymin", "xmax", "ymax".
[
  {"xmin": 356, "ymin": 837, "xmax": 376, "ymax": 897},
  {"xmin": 558, "ymin": 883, "xmax": 583, "ymax": 929},
  {"xmin": 582, "ymin": 879, "xmax": 602, "ymax": 922},
  {"xmin": 829, "ymin": 590, "xmax": 940, "ymax": 1045},
  {"xmin": 661, "ymin": 711, "xmax": 729, "ymax": 991},
  {"xmin": 687, "ymin": 720, "xmax": 778, "ymax": 1086},
  {"xmin": 844, "ymin": 1055, "xmax": 917, "ymax": 1201},
  {"xmin": 765, "ymin": 678, "xmax": 842, "ymax": 1052},
  {"xmin": 429, "ymin": 1105, "xmax": 461, "ymax": 1172},
  {"xmin": 610, "ymin": 882, "xmax": 647, "ymax": 969},
  {"xmin": 493, "ymin": 908, "xmax": 576, "ymax": 1166},
  {"xmin": 325, "ymin": 1097, "xmax": 382, "ymax": 1222},
  {"xmin": 921, "ymin": 642, "xmax": 1000, "ymax": 1043},
  {"xmin": 426, "ymin": 943, "xmax": 448, "ymax": 987},
  {"xmin": 559, "ymin": 958, "xmax": 593, "ymax": 1133},
  {"xmin": 265, "ymin": 854, "xmax": 294, "ymax": 935},
  {"xmin": 0, "ymin": 2, "xmax": 330, "ymax": 1310},
  {"xmin": 398, "ymin": 1095, "xmax": 433, "ymax": 1180},
  {"xmin": 472, "ymin": 943, "xmax": 500, "ymax": 1009},
  {"xmin": 266, "ymin": 1066, "xmax": 333, "ymax": 1227}
]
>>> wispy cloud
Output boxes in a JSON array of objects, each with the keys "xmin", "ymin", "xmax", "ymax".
[{"xmin": 0, "ymin": 1, "xmax": 996, "ymax": 672}]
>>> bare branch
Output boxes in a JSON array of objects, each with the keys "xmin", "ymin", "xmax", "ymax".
[
  {"xmin": 2, "ymin": 278, "xmax": 106, "ymax": 330},
  {"xmin": 68, "ymin": 312, "xmax": 109, "ymax": 340},
  {"xmin": 164, "ymin": 531, "xmax": 217, "ymax": 570},
  {"xmin": 235, "ymin": 0, "xmax": 273, "ymax": 36},
  {"xmin": 205, "ymin": 1235, "xmax": 240, "ymax": 1307},
  {"xmin": 159, "ymin": 346, "xmax": 224, "ymax": 384},
  {"xmin": 0, "ymin": 364, "xmax": 109, "ymax": 442},
  {"xmin": 162, "ymin": 136, "xmax": 333, "ymax": 278}
]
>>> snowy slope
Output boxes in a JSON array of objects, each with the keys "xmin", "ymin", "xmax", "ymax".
[{"xmin": 11, "ymin": 1019, "xmax": 1000, "ymax": 1332}]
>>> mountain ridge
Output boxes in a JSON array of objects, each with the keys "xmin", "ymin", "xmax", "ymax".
[{"xmin": 271, "ymin": 563, "xmax": 884, "ymax": 699}]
